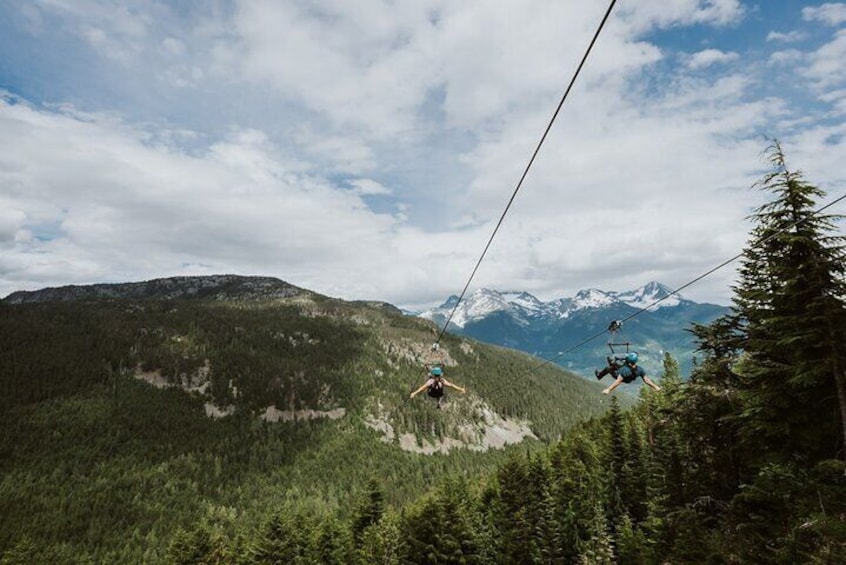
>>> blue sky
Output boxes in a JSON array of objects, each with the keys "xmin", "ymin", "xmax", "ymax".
[{"xmin": 1, "ymin": 1, "xmax": 845, "ymax": 308}]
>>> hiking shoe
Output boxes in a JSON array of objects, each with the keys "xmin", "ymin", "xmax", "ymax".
[{"xmin": 595, "ymin": 369, "xmax": 602, "ymax": 380}]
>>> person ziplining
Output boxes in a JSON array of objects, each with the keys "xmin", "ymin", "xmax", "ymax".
[
  {"xmin": 594, "ymin": 351, "xmax": 661, "ymax": 395},
  {"xmin": 593, "ymin": 320, "xmax": 661, "ymax": 395},
  {"xmin": 409, "ymin": 363, "xmax": 466, "ymax": 408}
]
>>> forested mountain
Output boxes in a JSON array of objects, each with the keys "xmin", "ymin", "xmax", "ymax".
[
  {"xmin": 419, "ymin": 282, "xmax": 728, "ymax": 379},
  {"xmin": 0, "ymin": 276, "xmax": 620, "ymax": 563}
]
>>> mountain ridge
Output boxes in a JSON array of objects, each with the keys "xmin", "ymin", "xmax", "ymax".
[
  {"xmin": 3, "ymin": 274, "xmax": 309, "ymax": 304},
  {"xmin": 419, "ymin": 281, "xmax": 693, "ymax": 328},
  {"xmin": 419, "ymin": 282, "xmax": 728, "ymax": 378}
]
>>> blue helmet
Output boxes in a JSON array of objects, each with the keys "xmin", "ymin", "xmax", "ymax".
[
  {"xmin": 431, "ymin": 366, "xmax": 443, "ymax": 377},
  {"xmin": 625, "ymin": 352, "xmax": 639, "ymax": 364}
]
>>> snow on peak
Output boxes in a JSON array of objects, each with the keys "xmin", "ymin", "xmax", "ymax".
[
  {"xmin": 500, "ymin": 291, "xmax": 545, "ymax": 313},
  {"xmin": 616, "ymin": 281, "xmax": 682, "ymax": 310},
  {"xmin": 418, "ymin": 282, "xmax": 686, "ymax": 327},
  {"xmin": 420, "ymin": 288, "xmax": 545, "ymax": 328},
  {"xmin": 570, "ymin": 288, "xmax": 616, "ymax": 310}
]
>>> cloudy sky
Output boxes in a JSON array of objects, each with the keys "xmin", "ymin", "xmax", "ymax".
[{"xmin": 1, "ymin": 0, "xmax": 845, "ymax": 309}]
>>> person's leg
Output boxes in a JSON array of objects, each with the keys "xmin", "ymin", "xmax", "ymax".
[{"xmin": 595, "ymin": 357, "xmax": 616, "ymax": 379}]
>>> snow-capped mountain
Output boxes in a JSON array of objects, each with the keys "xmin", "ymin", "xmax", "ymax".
[
  {"xmin": 420, "ymin": 282, "xmax": 685, "ymax": 329},
  {"xmin": 418, "ymin": 282, "xmax": 727, "ymax": 380},
  {"xmin": 426, "ymin": 288, "xmax": 548, "ymax": 328},
  {"xmin": 614, "ymin": 281, "xmax": 681, "ymax": 310}
]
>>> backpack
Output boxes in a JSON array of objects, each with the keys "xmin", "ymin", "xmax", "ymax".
[{"xmin": 427, "ymin": 377, "xmax": 444, "ymax": 398}]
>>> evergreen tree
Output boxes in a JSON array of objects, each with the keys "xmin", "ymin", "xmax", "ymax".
[
  {"xmin": 621, "ymin": 419, "xmax": 648, "ymax": 523},
  {"xmin": 474, "ymin": 480, "xmax": 506, "ymax": 565},
  {"xmin": 400, "ymin": 479, "xmax": 480, "ymax": 565},
  {"xmin": 577, "ymin": 504, "xmax": 615, "ymax": 565},
  {"xmin": 603, "ymin": 396, "xmax": 627, "ymax": 538},
  {"xmin": 494, "ymin": 455, "xmax": 534, "ymax": 563},
  {"xmin": 352, "ymin": 479, "xmax": 386, "ymax": 546},
  {"xmin": 248, "ymin": 512, "xmax": 309, "ymax": 564},
  {"xmin": 357, "ymin": 511, "xmax": 404, "ymax": 565},
  {"xmin": 548, "ymin": 431, "xmax": 603, "ymax": 563},
  {"xmin": 615, "ymin": 513, "xmax": 649, "ymax": 565},
  {"xmin": 733, "ymin": 140, "xmax": 846, "ymax": 462},
  {"xmin": 312, "ymin": 516, "xmax": 353, "ymax": 565},
  {"xmin": 533, "ymin": 485, "xmax": 566, "ymax": 564}
]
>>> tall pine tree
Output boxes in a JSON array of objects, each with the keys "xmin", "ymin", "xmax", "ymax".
[{"xmin": 733, "ymin": 140, "xmax": 846, "ymax": 462}]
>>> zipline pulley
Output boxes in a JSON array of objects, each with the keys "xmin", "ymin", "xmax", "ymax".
[{"xmin": 606, "ymin": 320, "xmax": 630, "ymax": 354}]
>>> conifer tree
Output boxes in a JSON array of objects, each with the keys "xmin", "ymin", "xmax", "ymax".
[
  {"xmin": 533, "ymin": 485, "xmax": 566, "ymax": 564},
  {"xmin": 733, "ymin": 140, "xmax": 846, "ymax": 462},
  {"xmin": 312, "ymin": 516, "xmax": 353, "ymax": 565},
  {"xmin": 494, "ymin": 455, "xmax": 535, "ymax": 563},
  {"xmin": 621, "ymin": 419, "xmax": 648, "ymax": 523},
  {"xmin": 352, "ymin": 479, "xmax": 386, "ymax": 546},
  {"xmin": 249, "ymin": 512, "xmax": 309, "ymax": 564},
  {"xmin": 604, "ymin": 396, "xmax": 627, "ymax": 534},
  {"xmin": 357, "ymin": 511, "xmax": 403, "ymax": 565},
  {"xmin": 682, "ymin": 316, "xmax": 747, "ymax": 495},
  {"xmin": 577, "ymin": 503, "xmax": 615, "ymax": 565}
]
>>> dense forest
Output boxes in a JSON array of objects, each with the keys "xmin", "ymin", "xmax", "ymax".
[
  {"xmin": 2, "ymin": 142, "xmax": 845, "ymax": 563},
  {"xmin": 0, "ymin": 270, "xmax": 617, "ymax": 562}
]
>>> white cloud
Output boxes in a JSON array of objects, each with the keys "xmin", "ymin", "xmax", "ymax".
[
  {"xmin": 803, "ymin": 29, "xmax": 846, "ymax": 88},
  {"xmin": 349, "ymin": 179, "xmax": 392, "ymax": 196},
  {"xmin": 2, "ymin": 0, "xmax": 846, "ymax": 309},
  {"xmin": 686, "ymin": 48, "xmax": 740, "ymax": 69},
  {"xmin": 803, "ymin": 3, "xmax": 846, "ymax": 26},
  {"xmin": 766, "ymin": 30, "xmax": 807, "ymax": 42},
  {"xmin": 768, "ymin": 49, "xmax": 805, "ymax": 65},
  {"xmin": 0, "ymin": 97, "xmax": 407, "ymax": 293},
  {"xmin": 32, "ymin": 0, "xmax": 153, "ymax": 63},
  {"xmin": 0, "ymin": 206, "xmax": 27, "ymax": 242},
  {"xmin": 616, "ymin": 0, "xmax": 744, "ymax": 34}
]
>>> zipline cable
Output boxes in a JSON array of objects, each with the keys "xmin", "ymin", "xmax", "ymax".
[
  {"xmin": 433, "ymin": 0, "xmax": 619, "ymax": 346},
  {"xmin": 529, "ymin": 191, "xmax": 846, "ymax": 373}
]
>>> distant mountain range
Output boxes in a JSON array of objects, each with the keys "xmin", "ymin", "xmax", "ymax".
[{"xmin": 419, "ymin": 282, "xmax": 729, "ymax": 379}]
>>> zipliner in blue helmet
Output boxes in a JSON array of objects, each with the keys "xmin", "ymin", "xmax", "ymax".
[
  {"xmin": 409, "ymin": 363, "xmax": 466, "ymax": 408},
  {"xmin": 594, "ymin": 350, "xmax": 661, "ymax": 395}
]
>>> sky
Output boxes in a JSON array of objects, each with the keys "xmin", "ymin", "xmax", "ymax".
[{"xmin": 1, "ymin": 0, "xmax": 845, "ymax": 310}]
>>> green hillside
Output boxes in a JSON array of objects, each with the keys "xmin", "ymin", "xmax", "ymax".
[{"xmin": 0, "ymin": 290, "xmax": 621, "ymax": 563}]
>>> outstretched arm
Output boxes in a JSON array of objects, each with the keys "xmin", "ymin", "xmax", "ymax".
[
  {"xmin": 603, "ymin": 376, "xmax": 624, "ymax": 395},
  {"xmin": 643, "ymin": 376, "xmax": 661, "ymax": 391},
  {"xmin": 443, "ymin": 379, "xmax": 466, "ymax": 393},
  {"xmin": 409, "ymin": 381, "xmax": 430, "ymax": 399}
]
